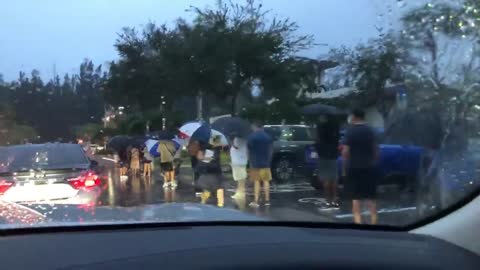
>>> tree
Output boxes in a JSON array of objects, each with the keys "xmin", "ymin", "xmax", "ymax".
[
  {"xmin": 325, "ymin": 34, "xmax": 410, "ymax": 112},
  {"xmin": 105, "ymin": 0, "xmax": 314, "ymax": 119}
]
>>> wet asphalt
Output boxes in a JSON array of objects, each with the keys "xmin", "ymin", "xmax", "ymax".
[
  {"xmin": 13, "ymin": 157, "xmax": 422, "ymax": 227},
  {"xmin": 87, "ymin": 158, "xmax": 421, "ymax": 226}
]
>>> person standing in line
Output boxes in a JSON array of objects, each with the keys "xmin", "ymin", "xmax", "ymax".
[
  {"xmin": 196, "ymin": 138, "xmax": 224, "ymax": 207},
  {"xmin": 119, "ymin": 148, "xmax": 128, "ymax": 178},
  {"xmin": 341, "ymin": 108, "xmax": 379, "ymax": 225},
  {"xmin": 315, "ymin": 115, "xmax": 341, "ymax": 207},
  {"xmin": 158, "ymin": 140, "xmax": 177, "ymax": 189},
  {"xmin": 130, "ymin": 147, "xmax": 141, "ymax": 176},
  {"xmin": 247, "ymin": 120, "xmax": 273, "ymax": 208},
  {"xmin": 142, "ymin": 145, "xmax": 154, "ymax": 177},
  {"xmin": 188, "ymin": 140, "xmax": 203, "ymax": 194},
  {"xmin": 230, "ymin": 134, "xmax": 248, "ymax": 199}
]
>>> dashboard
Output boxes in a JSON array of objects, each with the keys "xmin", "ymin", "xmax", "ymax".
[{"xmin": 0, "ymin": 224, "xmax": 478, "ymax": 269}]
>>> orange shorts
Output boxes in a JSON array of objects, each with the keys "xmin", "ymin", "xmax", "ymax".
[{"xmin": 249, "ymin": 168, "xmax": 272, "ymax": 182}]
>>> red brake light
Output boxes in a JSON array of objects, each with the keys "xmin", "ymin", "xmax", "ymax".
[
  {"xmin": 0, "ymin": 179, "xmax": 14, "ymax": 195},
  {"xmin": 67, "ymin": 171, "xmax": 101, "ymax": 189}
]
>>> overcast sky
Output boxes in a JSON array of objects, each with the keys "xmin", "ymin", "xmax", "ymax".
[{"xmin": 0, "ymin": 0, "xmax": 406, "ymax": 81}]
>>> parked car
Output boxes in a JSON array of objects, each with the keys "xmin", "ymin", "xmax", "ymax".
[
  {"xmin": 264, "ymin": 125, "xmax": 318, "ymax": 182},
  {"xmin": 0, "ymin": 143, "xmax": 105, "ymax": 204}
]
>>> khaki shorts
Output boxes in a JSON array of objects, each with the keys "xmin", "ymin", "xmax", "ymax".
[
  {"xmin": 231, "ymin": 166, "xmax": 248, "ymax": 181},
  {"xmin": 249, "ymin": 168, "xmax": 272, "ymax": 182}
]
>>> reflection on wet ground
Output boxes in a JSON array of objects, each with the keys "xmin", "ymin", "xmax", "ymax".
[{"xmin": 85, "ymin": 161, "xmax": 420, "ymax": 226}]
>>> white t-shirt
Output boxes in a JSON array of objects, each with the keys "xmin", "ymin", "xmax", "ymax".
[{"xmin": 230, "ymin": 137, "xmax": 248, "ymax": 166}]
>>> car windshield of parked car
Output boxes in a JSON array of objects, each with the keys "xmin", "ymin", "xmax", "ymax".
[
  {"xmin": 0, "ymin": 0, "xmax": 479, "ymax": 230},
  {"xmin": 265, "ymin": 126, "xmax": 313, "ymax": 142}
]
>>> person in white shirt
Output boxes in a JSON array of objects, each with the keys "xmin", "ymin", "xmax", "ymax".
[{"xmin": 230, "ymin": 136, "xmax": 248, "ymax": 198}]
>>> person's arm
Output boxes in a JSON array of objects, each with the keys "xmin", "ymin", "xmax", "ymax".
[
  {"xmin": 341, "ymin": 129, "xmax": 352, "ymax": 177},
  {"xmin": 268, "ymin": 140, "xmax": 274, "ymax": 164},
  {"xmin": 341, "ymin": 145, "xmax": 350, "ymax": 177},
  {"xmin": 231, "ymin": 137, "xmax": 239, "ymax": 150}
]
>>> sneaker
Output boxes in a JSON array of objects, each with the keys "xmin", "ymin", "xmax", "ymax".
[
  {"xmin": 264, "ymin": 201, "xmax": 271, "ymax": 207},
  {"xmin": 163, "ymin": 182, "xmax": 170, "ymax": 189},
  {"xmin": 170, "ymin": 181, "xmax": 178, "ymax": 188},
  {"xmin": 249, "ymin": 202, "xmax": 260, "ymax": 208}
]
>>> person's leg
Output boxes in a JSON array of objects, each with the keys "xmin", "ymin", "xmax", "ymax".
[
  {"xmin": 253, "ymin": 180, "xmax": 261, "ymax": 203},
  {"xmin": 216, "ymin": 189, "xmax": 224, "ymax": 207},
  {"xmin": 171, "ymin": 164, "xmax": 176, "ymax": 182},
  {"xmin": 201, "ymin": 191, "xmax": 211, "ymax": 204},
  {"xmin": 162, "ymin": 165, "xmax": 170, "ymax": 188},
  {"xmin": 143, "ymin": 163, "xmax": 148, "ymax": 176},
  {"xmin": 323, "ymin": 180, "xmax": 332, "ymax": 204},
  {"xmin": 249, "ymin": 169, "xmax": 260, "ymax": 207},
  {"xmin": 170, "ymin": 170, "xmax": 177, "ymax": 187},
  {"xmin": 352, "ymin": 200, "xmax": 362, "ymax": 224},
  {"xmin": 263, "ymin": 169, "xmax": 272, "ymax": 205},
  {"xmin": 238, "ymin": 179, "xmax": 246, "ymax": 194},
  {"xmin": 331, "ymin": 180, "xmax": 338, "ymax": 204},
  {"xmin": 263, "ymin": 180, "xmax": 270, "ymax": 204},
  {"xmin": 367, "ymin": 200, "xmax": 378, "ymax": 225}
]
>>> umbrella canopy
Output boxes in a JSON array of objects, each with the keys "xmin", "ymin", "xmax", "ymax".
[
  {"xmin": 106, "ymin": 136, "xmax": 131, "ymax": 152},
  {"xmin": 301, "ymin": 103, "xmax": 346, "ymax": 115},
  {"xmin": 129, "ymin": 136, "xmax": 151, "ymax": 148},
  {"xmin": 153, "ymin": 130, "xmax": 175, "ymax": 140},
  {"xmin": 190, "ymin": 124, "xmax": 211, "ymax": 144},
  {"xmin": 145, "ymin": 138, "xmax": 183, "ymax": 158},
  {"xmin": 191, "ymin": 125, "xmax": 228, "ymax": 146},
  {"xmin": 179, "ymin": 122, "xmax": 203, "ymax": 138},
  {"xmin": 211, "ymin": 117, "xmax": 251, "ymax": 138}
]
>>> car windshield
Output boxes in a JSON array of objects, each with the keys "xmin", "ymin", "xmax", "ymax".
[
  {"xmin": 0, "ymin": 0, "xmax": 479, "ymax": 229},
  {"xmin": 0, "ymin": 144, "xmax": 89, "ymax": 173},
  {"xmin": 265, "ymin": 126, "xmax": 313, "ymax": 142}
]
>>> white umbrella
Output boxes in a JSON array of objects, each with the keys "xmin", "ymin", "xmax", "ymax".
[{"xmin": 179, "ymin": 122, "xmax": 203, "ymax": 138}]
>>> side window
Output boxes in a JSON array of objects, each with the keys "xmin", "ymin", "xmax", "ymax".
[
  {"xmin": 265, "ymin": 127, "xmax": 282, "ymax": 141},
  {"xmin": 279, "ymin": 128, "xmax": 293, "ymax": 141}
]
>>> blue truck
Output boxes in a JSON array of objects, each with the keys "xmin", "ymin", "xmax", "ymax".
[
  {"xmin": 266, "ymin": 125, "xmax": 426, "ymax": 189},
  {"xmin": 306, "ymin": 142, "xmax": 425, "ymax": 191}
]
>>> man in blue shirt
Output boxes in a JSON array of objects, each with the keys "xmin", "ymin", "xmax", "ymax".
[{"xmin": 247, "ymin": 121, "xmax": 273, "ymax": 207}]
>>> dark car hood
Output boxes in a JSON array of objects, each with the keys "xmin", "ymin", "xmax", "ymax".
[{"xmin": 0, "ymin": 202, "xmax": 265, "ymax": 229}]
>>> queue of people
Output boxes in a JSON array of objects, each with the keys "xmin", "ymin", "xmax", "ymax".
[
  {"xmin": 112, "ymin": 108, "xmax": 379, "ymax": 223},
  {"xmin": 186, "ymin": 120, "xmax": 273, "ymax": 208}
]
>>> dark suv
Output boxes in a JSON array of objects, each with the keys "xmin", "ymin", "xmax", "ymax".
[{"xmin": 264, "ymin": 125, "xmax": 317, "ymax": 182}]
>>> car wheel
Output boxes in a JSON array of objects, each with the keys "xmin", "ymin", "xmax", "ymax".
[{"xmin": 272, "ymin": 157, "xmax": 294, "ymax": 183}]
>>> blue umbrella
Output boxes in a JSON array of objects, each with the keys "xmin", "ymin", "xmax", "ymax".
[
  {"xmin": 145, "ymin": 139, "xmax": 182, "ymax": 158},
  {"xmin": 190, "ymin": 124, "xmax": 212, "ymax": 144}
]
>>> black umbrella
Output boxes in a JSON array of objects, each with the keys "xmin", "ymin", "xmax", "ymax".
[
  {"xmin": 211, "ymin": 117, "xmax": 251, "ymax": 138},
  {"xmin": 129, "ymin": 136, "xmax": 151, "ymax": 148},
  {"xmin": 301, "ymin": 103, "xmax": 346, "ymax": 115},
  {"xmin": 107, "ymin": 135, "xmax": 131, "ymax": 152}
]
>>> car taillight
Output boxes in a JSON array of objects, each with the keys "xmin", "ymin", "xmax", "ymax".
[
  {"xmin": 67, "ymin": 171, "xmax": 101, "ymax": 189},
  {"xmin": 0, "ymin": 179, "xmax": 14, "ymax": 195}
]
